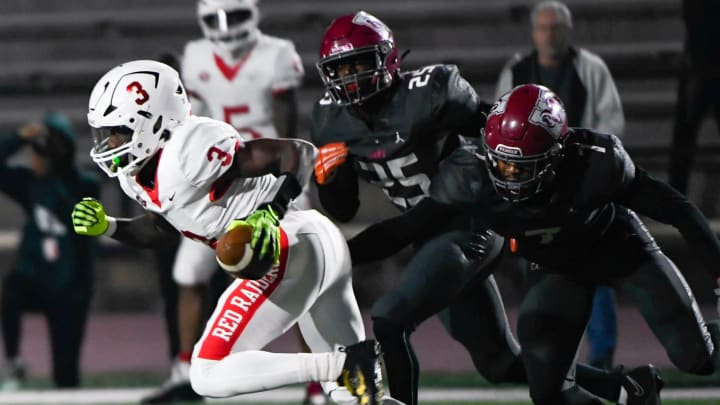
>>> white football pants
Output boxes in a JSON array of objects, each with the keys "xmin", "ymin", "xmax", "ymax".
[{"xmin": 189, "ymin": 210, "xmax": 365, "ymax": 401}]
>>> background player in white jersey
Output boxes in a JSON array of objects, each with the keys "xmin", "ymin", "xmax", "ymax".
[
  {"xmin": 148, "ymin": 1, "xmax": 307, "ymax": 402},
  {"xmin": 70, "ymin": 60, "xmax": 386, "ymax": 405}
]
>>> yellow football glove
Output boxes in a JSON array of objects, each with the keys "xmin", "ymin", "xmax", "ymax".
[
  {"xmin": 72, "ymin": 197, "xmax": 109, "ymax": 236},
  {"xmin": 240, "ymin": 205, "xmax": 281, "ymax": 265}
]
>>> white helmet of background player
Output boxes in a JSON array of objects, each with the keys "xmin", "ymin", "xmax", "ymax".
[
  {"xmin": 197, "ymin": 0, "xmax": 260, "ymax": 54},
  {"xmin": 87, "ymin": 60, "xmax": 191, "ymax": 177}
]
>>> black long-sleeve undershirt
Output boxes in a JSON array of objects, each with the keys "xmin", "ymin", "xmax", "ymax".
[
  {"xmin": 621, "ymin": 168, "xmax": 720, "ymax": 282},
  {"xmin": 112, "ymin": 213, "xmax": 179, "ymax": 249},
  {"xmin": 347, "ymin": 198, "xmax": 456, "ymax": 265},
  {"xmin": 315, "ymin": 161, "xmax": 360, "ymax": 223}
]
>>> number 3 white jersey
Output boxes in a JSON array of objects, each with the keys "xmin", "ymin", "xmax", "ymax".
[
  {"xmin": 181, "ymin": 33, "xmax": 304, "ymax": 140},
  {"xmin": 117, "ymin": 115, "xmax": 276, "ymax": 246}
]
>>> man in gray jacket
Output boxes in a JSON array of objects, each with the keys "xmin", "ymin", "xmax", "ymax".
[
  {"xmin": 495, "ymin": 0, "xmax": 625, "ymax": 370},
  {"xmin": 495, "ymin": 1, "xmax": 624, "ymax": 134}
]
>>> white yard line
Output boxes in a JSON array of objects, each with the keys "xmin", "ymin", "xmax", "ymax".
[{"xmin": 2, "ymin": 387, "xmax": 720, "ymax": 404}]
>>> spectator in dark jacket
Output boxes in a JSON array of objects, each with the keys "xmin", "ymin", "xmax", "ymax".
[{"xmin": 0, "ymin": 113, "xmax": 99, "ymax": 389}]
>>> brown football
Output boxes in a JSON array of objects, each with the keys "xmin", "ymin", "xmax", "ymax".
[{"xmin": 215, "ymin": 223, "xmax": 254, "ymax": 274}]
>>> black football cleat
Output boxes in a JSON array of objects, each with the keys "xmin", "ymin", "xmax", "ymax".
[
  {"xmin": 337, "ymin": 340, "xmax": 384, "ymax": 405},
  {"xmin": 619, "ymin": 364, "xmax": 663, "ymax": 405},
  {"xmin": 141, "ymin": 381, "xmax": 204, "ymax": 404}
]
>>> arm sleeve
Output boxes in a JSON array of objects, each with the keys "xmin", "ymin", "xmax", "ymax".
[
  {"xmin": 348, "ymin": 197, "xmax": 453, "ymax": 265},
  {"xmin": 113, "ymin": 213, "xmax": 178, "ymax": 249},
  {"xmin": 620, "ymin": 168, "xmax": 720, "ymax": 281},
  {"xmin": 271, "ymin": 41, "xmax": 304, "ymax": 94},
  {"xmin": 315, "ymin": 160, "xmax": 360, "ymax": 223}
]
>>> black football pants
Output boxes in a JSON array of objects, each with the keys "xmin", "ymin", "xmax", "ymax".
[
  {"xmin": 369, "ymin": 229, "xmax": 523, "ymax": 405},
  {"xmin": 518, "ymin": 212, "xmax": 715, "ymax": 405},
  {"xmin": 1, "ymin": 272, "xmax": 91, "ymax": 388}
]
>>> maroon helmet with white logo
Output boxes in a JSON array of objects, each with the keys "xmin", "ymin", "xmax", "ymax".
[
  {"xmin": 483, "ymin": 84, "xmax": 568, "ymax": 202},
  {"xmin": 316, "ymin": 11, "xmax": 400, "ymax": 105}
]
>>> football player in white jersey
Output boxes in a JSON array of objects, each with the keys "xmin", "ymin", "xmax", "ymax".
[
  {"xmin": 185, "ymin": 0, "xmax": 303, "ymax": 141},
  {"xmin": 71, "ymin": 60, "xmax": 386, "ymax": 405},
  {"xmin": 150, "ymin": 1, "xmax": 308, "ymax": 402}
]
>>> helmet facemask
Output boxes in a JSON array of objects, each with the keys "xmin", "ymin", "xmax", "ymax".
[
  {"xmin": 90, "ymin": 124, "xmax": 170, "ymax": 177},
  {"xmin": 317, "ymin": 44, "xmax": 394, "ymax": 106},
  {"xmin": 484, "ymin": 136, "xmax": 563, "ymax": 203},
  {"xmin": 198, "ymin": 0, "xmax": 259, "ymax": 55}
]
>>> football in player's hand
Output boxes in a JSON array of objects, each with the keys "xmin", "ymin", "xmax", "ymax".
[{"xmin": 215, "ymin": 222, "xmax": 274, "ymax": 279}]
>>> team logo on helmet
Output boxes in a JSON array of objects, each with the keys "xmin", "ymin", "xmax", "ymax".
[
  {"xmin": 495, "ymin": 144, "xmax": 523, "ymax": 156},
  {"xmin": 329, "ymin": 42, "xmax": 354, "ymax": 55},
  {"xmin": 489, "ymin": 92, "xmax": 509, "ymax": 117},
  {"xmin": 352, "ymin": 11, "xmax": 391, "ymax": 39},
  {"xmin": 528, "ymin": 91, "xmax": 566, "ymax": 140}
]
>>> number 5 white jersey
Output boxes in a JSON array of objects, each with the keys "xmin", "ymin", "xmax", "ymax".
[
  {"xmin": 117, "ymin": 115, "xmax": 277, "ymax": 247},
  {"xmin": 181, "ymin": 33, "xmax": 304, "ymax": 140}
]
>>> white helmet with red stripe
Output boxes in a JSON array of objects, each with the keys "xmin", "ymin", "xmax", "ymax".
[{"xmin": 87, "ymin": 59, "xmax": 191, "ymax": 177}]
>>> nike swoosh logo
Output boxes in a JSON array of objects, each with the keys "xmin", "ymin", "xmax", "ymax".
[
  {"xmin": 625, "ymin": 375, "xmax": 645, "ymax": 397},
  {"xmin": 168, "ymin": 193, "xmax": 176, "ymax": 201}
]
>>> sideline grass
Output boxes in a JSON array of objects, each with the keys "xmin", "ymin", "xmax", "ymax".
[
  {"xmin": 14, "ymin": 368, "xmax": 719, "ymax": 389},
  {"xmin": 419, "ymin": 369, "xmax": 720, "ymax": 388}
]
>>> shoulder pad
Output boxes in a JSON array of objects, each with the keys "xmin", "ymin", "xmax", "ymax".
[
  {"xmin": 565, "ymin": 129, "xmax": 636, "ymax": 207},
  {"xmin": 401, "ymin": 64, "xmax": 456, "ymax": 90},
  {"xmin": 174, "ymin": 118, "xmax": 243, "ymax": 187},
  {"xmin": 608, "ymin": 133, "xmax": 636, "ymax": 185},
  {"xmin": 182, "ymin": 39, "xmax": 207, "ymax": 60},
  {"xmin": 310, "ymin": 96, "xmax": 341, "ymax": 144}
]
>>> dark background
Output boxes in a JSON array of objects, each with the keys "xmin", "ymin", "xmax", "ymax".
[{"xmin": 0, "ymin": 0, "xmax": 717, "ymax": 313}]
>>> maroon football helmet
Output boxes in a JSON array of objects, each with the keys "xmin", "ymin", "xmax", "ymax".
[
  {"xmin": 317, "ymin": 11, "xmax": 400, "ymax": 105},
  {"xmin": 483, "ymin": 84, "xmax": 568, "ymax": 202}
]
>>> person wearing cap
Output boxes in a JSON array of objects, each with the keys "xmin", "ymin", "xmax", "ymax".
[{"xmin": 0, "ymin": 113, "xmax": 100, "ymax": 390}]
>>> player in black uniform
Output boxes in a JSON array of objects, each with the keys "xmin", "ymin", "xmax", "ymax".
[
  {"xmin": 311, "ymin": 12, "xmax": 663, "ymax": 405},
  {"xmin": 418, "ymin": 84, "xmax": 720, "ymax": 404},
  {"xmin": 311, "ymin": 12, "xmax": 518, "ymax": 405}
]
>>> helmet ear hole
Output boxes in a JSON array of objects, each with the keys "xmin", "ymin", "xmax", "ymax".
[{"xmin": 153, "ymin": 116, "xmax": 163, "ymax": 134}]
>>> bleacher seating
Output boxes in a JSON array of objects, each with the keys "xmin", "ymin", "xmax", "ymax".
[{"xmin": 0, "ymin": 0, "xmax": 719, "ymax": 308}]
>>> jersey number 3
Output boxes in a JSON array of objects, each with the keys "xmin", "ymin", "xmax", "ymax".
[{"xmin": 207, "ymin": 146, "xmax": 232, "ymax": 166}]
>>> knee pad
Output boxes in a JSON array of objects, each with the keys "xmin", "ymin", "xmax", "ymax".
[
  {"xmin": 665, "ymin": 325, "xmax": 716, "ymax": 375},
  {"xmin": 475, "ymin": 354, "xmax": 525, "ymax": 384}
]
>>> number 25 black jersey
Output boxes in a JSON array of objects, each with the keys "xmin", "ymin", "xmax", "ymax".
[{"xmin": 311, "ymin": 64, "xmax": 481, "ymax": 219}]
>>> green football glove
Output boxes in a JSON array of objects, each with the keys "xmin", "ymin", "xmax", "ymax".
[
  {"xmin": 72, "ymin": 197, "xmax": 109, "ymax": 236},
  {"xmin": 241, "ymin": 205, "xmax": 281, "ymax": 265}
]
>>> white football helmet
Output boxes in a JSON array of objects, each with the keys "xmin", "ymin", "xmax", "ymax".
[
  {"xmin": 197, "ymin": 0, "xmax": 260, "ymax": 55},
  {"xmin": 87, "ymin": 59, "xmax": 191, "ymax": 177}
]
